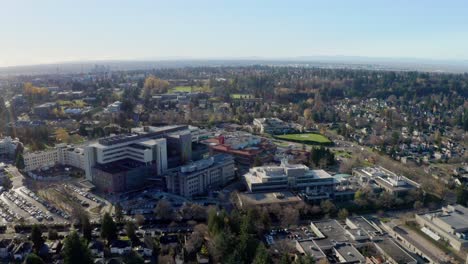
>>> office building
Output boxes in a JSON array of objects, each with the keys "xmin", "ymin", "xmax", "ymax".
[
  {"xmin": 165, "ymin": 154, "xmax": 235, "ymax": 197},
  {"xmin": 352, "ymin": 166, "xmax": 419, "ymax": 197},
  {"xmin": 243, "ymin": 159, "xmax": 335, "ymax": 202}
]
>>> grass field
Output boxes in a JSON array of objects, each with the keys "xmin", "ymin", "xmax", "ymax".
[
  {"xmin": 275, "ymin": 133, "xmax": 332, "ymax": 144},
  {"xmin": 167, "ymin": 86, "xmax": 210, "ymax": 93}
]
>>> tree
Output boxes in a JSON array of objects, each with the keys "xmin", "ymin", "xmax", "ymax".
[
  {"xmin": 154, "ymin": 199, "xmax": 174, "ymax": 221},
  {"xmin": 1, "ymin": 177, "xmax": 12, "ymax": 190},
  {"xmin": 281, "ymin": 206, "xmax": 299, "ymax": 228},
  {"xmin": 141, "ymin": 76, "xmax": 169, "ymax": 102},
  {"xmin": 55, "ymin": 128, "xmax": 70, "ymax": 143},
  {"xmin": 123, "ymin": 251, "xmax": 145, "ymax": 264},
  {"xmin": 62, "ymin": 231, "xmax": 93, "ymax": 264},
  {"xmin": 25, "ymin": 253, "xmax": 45, "ymax": 264},
  {"xmin": 135, "ymin": 214, "xmax": 145, "ymax": 227},
  {"xmin": 253, "ymin": 243, "xmax": 271, "ymax": 264},
  {"xmin": 207, "ymin": 208, "xmax": 224, "ymax": 236},
  {"xmin": 253, "ymin": 156, "xmax": 263, "ymax": 167},
  {"xmin": 15, "ymin": 153, "xmax": 25, "ymax": 170},
  {"xmin": 456, "ymin": 186, "xmax": 468, "ymax": 206},
  {"xmin": 81, "ymin": 213, "xmax": 92, "ymax": 242},
  {"xmin": 337, "ymin": 208, "xmax": 349, "ymax": 220},
  {"xmin": 296, "ymin": 255, "xmax": 316, "ymax": 264},
  {"xmin": 48, "ymin": 229, "xmax": 58, "ymax": 240},
  {"xmin": 115, "ymin": 203, "xmax": 124, "ymax": 223},
  {"xmin": 413, "ymin": 201, "xmax": 424, "ymax": 211},
  {"xmin": 125, "ymin": 221, "xmax": 137, "ymax": 242},
  {"xmin": 101, "ymin": 212, "xmax": 117, "ymax": 242},
  {"xmin": 320, "ymin": 200, "xmax": 337, "ymax": 216},
  {"xmin": 31, "ymin": 225, "xmax": 44, "ymax": 253}
]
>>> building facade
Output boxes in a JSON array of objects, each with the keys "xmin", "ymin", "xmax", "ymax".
[
  {"xmin": 23, "ymin": 144, "xmax": 85, "ymax": 172},
  {"xmin": 84, "ymin": 125, "xmax": 192, "ymax": 192},
  {"xmin": 165, "ymin": 154, "xmax": 235, "ymax": 197},
  {"xmin": 243, "ymin": 160, "xmax": 335, "ymax": 202},
  {"xmin": 415, "ymin": 204, "xmax": 468, "ymax": 252}
]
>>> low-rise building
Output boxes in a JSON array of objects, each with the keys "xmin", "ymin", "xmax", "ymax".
[
  {"xmin": 243, "ymin": 160, "xmax": 335, "ymax": 202},
  {"xmin": 23, "ymin": 144, "xmax": 86, "ymax": 172},
  {"xmin": 33, "ymin": 102, "xmax": 57, "ymax": 118},
  {"xmin": 253, "ymin": 117, "xmax": 300, "ymax": 135},
  {"xmin": 352, "ymin": 166, "xmax": 419, "ymax": 197},
  {"xmin": 204, "ymin": 133, "xmax": 276, "ymax": 167},
  {"xmin": 415, "ymin": 204, "xmax": 468, "ymax": 252},
  {"xmin": 295, "ymin": 239, "xmax": 326, "ymax": 261},
  {"xmin": 374, "ymin": 239, "xmax": 417, "ymax": 264},
  {"xmin": 165, "ymin": 154, "xmax": 235, "ymax": 197},
  {"xmin": 237, "ymin": 191, "xmax": 302, "ymax": 208}
]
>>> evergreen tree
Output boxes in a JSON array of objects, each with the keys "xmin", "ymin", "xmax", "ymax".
[
  {"xmin": 62, "ymin": 231, "xmax": 93, "ymax": 264},
  {"xmin": 81, "ymin": 214, "xmax": 92, "ymax": 241},
  {"xmin": 101, "ymin": 212, "xmax": 117, "ymax": 242},
  {"xmin": 15, "ymin": 153, "xmax": 25, "ymax": 170},
  {"xmin": 456, "ymin": 186, "xmax": 468, "ymax": 206},
  {"xmin": 31, "ymin": 225, "xmax": 44, "ymax": 253},
  {"xmin": 25, "ymin": 253, "xmax": 45, "ymax": 264},
  {"xmin": 253, "ymin": 243, "xmax": 271, "ymax": 264}
]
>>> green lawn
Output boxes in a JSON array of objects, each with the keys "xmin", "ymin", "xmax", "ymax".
[
  {"xmin": 167, "ymin": 86, "xmax": 209, "ymax": 93},
  {"xmin": 275, "ymin": 133, "xmax": 332, "ymax": 144}
]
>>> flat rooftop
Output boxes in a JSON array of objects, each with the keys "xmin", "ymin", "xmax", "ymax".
[
  {"xmin": 313, "ymin": 220, "xmax": 349, "ymax": 243},
  {"xmin": 334, "ymin": 243, "xmax": 365, "ymax": 263},
  {"xmin": 347, "ymin": 216, "xmax": 382, "ymax": 236},
  {"xmin": 437, "ymin": 214, "xmax": 468, "ymax": 231},
  {"xmin": 375, "ymin": 239, "xmax": 416, "ymax": 264},
  {"xmin": 297, "ymin": 240, "xmax": 326, "ymax": 259},
  {"xmin": 97, "ymin": 125, "xmax": 188, "ymax": 146}
]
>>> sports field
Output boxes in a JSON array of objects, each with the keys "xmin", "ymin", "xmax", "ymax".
[
  {"xmin": 167, "ymin": 86, "xmax": 209, "ymax": 93},
  {"xmin": 275, "ymin": 133, "xmax": 332, "ymax": 144}
]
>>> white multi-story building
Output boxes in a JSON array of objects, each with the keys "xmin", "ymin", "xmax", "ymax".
[
  {"xmin": 253, "ymin": 118, "xmax": 300, "ymax": 134},
  {"xmin": 23, "ymin": 144, "xmax": 86, "ymax": 172},
  {"xmin": 84, "ymin": 125, "xmax": 190, "ymax": 181},
  {"xmin": 104, "ymin": 101, "xmax": 122, "ymax": 113},
  {"xmin": 243, "ymin": 159, "xmax": 335, "ymax": 198},
  {"xmin": 165, "ymin": 154, "xmax": 235, "ymax": 197},
  {"xmin": 352, "ymin": 166, "xmax": 419, "ymax": 197}
]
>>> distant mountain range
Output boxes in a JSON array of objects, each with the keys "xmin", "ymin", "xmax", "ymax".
[{"xmin": 1, "ymin": 56, "xmax": 468, "ymax": 76}]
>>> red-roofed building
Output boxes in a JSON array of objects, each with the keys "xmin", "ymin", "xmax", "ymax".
[{"xmin": 204, "ymin": 133, "xmax": 276, "ymax": 167}]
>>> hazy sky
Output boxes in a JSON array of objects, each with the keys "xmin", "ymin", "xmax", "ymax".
[{"xmin": 1, "ymin": 0, "xmax": 468, "ymax": 66}]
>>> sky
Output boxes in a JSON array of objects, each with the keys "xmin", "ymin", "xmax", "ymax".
[{"xmin": 1, "ymin": 0, "xmax": 468, "ymax": 67}]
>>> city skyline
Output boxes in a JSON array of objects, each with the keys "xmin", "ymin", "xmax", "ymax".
[{"xmin": 1, "ymin": 0, "xmax": 468, "ymax": 67}]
